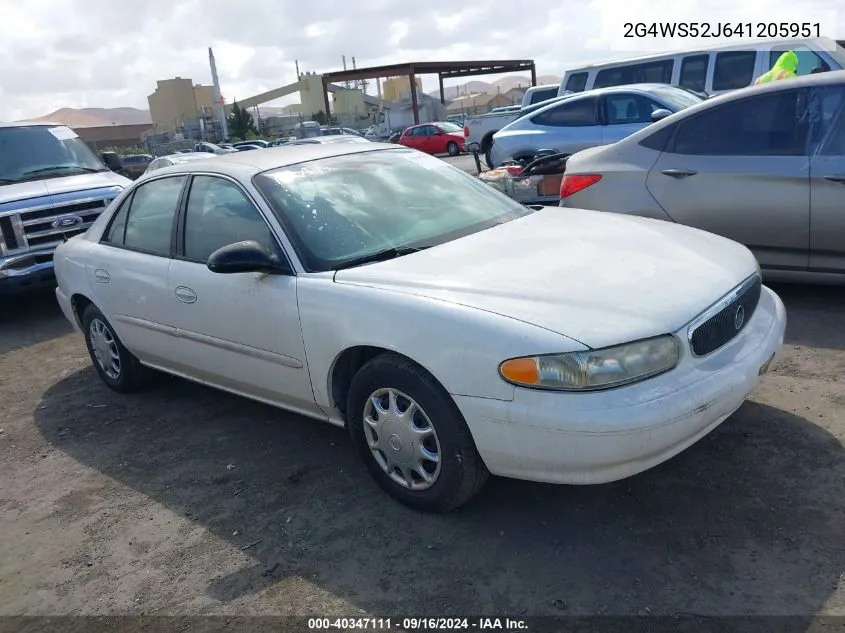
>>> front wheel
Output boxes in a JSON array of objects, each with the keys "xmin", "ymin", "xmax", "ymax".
[
  {"xmin": 347, "ymin": 353, "xmax": 489, "ymax": 512},
  {"xmin": 447, "ymin": 141, "xmax": 460, "ymax": 156},
  {"xmin": 82, "ymin": 304, "xmax": 154, "ymax": 393}
]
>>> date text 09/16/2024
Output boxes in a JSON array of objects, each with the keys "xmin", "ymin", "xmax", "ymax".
[
  {"xmin": 623, "ymin": 22, "xmax": 821, "ymax": 39},
  {"xmin": 308, "ymin": 617, "xmax": 527, "ymax": 630}
]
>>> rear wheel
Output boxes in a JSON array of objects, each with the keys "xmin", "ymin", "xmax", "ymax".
[
  {"xmin": 447, "ymin": 141, "xmax": 459, "ymax": 156},
  {"xmin": 346, "ymin": 353, "xmax": 488, "ymax": 512},
  {"xmin": 82, "ymin": 304, "xmax": 153, "ymax": 393}
]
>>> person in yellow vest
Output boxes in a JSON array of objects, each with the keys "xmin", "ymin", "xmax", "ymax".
[{"xmin": 755, "ymin": 51, "xmax": 799, "ymax": 85}]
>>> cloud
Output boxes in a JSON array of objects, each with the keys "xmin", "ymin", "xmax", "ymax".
[{"xmin": 0, "ymin": 0, "xmax": 841, "ymax": 120}]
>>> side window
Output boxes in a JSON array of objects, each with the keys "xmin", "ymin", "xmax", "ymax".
[
  {"xmin": 102, "ymin": 195, "xmax": 133, "ymax": 245},
  {"xmin": 423, "ymin": 125, "xmax": 438, "ymax": 136},
  {"xmin": 122, "ymin": 176, "xmax": 185, "ymax": 255},
  {"xmin": 769, "ymin": 47, "xmax": 829, "ymax": 77},
  {"xmin": 712, "ymin": 51, "xmax": 757, "ymax": 91},
  {"xmin": 679, "ymin": 54, "xmax": 709, "ymax": 92},
  {"xmin": 531, "ymin": 97, "xmax": 598, "ymax": 127},
  {"xmin": 530, "ymin": 88, "xmax": 558, "ymax": 104},
  {"xmin": 671, "ymin": 90, "xmax": 807, "ymax": 156},
  {"xmin": 183, "ymin": 176, "xmax": 278, "ymax": 263},
  {"xmin": 594, "ymin": 60, "xmax": 674, "ymax": 89},
  {"xmin": 638, "ymin": 123, "xmax": 678, "ymax": 151},
  {"xmin": 604, "ymin": 94, "xmax": 664, "ymax": 124},
  {"xmin": 809, "ymin": 86, "xmax": 845, "ymax": 156},
  {"xmin": 565, "ymin": 72, "xmax": 588, "ymax": 93}
]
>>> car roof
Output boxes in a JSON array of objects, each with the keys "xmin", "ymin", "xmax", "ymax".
[{"xmin": 144, "ymin": 142, "xmax": 398, "ymax": 179}]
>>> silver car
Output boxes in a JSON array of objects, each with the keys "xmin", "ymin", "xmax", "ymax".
[
  {"xmin": 144, "ymin": 153, "xmax": 218, "ymax": 176},
  {"xmin": 560, "ymin": 71, "xmax": 845, "ymax": 281},
  {"xmin": 489, "ymin": 84, "xmax": 703, "ymax": 167}
]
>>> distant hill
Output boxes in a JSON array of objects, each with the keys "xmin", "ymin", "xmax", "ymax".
[
  {"xmin": 22, "ymin": 107, "xmax": 152, "ymax": 128},
  {"xmin": 428, "ymin": 74, "xmax": 560, "ymax": 100}
]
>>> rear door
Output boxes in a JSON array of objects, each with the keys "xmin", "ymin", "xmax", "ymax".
[
  {"xmin": 600, "ymin": 92, "xmax": 665, "ymax": 144},
  {"xmin": 808, "ymin": 84, "xmax": 845, "ymax": 272},
  {"xmin": 86, "ymin": 175, "xmax": 186, "ymax": 364},
  {"xmin": 646, "ymin": 88, "xmax": 811, "ymax": 271}
]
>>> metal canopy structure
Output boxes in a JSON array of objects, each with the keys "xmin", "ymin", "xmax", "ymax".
[{"xmin": 320, "ymin": 59, "xmax": 537, "ymax": 125}]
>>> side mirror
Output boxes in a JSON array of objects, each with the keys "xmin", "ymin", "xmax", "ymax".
[
  {"xmin": 101, "ymin": 151, "xmax": 123, "ymax": 172},
  {"xmin": 206, "ymin": 240, "xmax": 291, "ymax": 275},
  {"xmin": 650, "ymin": 109, "xmax": 672, "ymax": 123}
]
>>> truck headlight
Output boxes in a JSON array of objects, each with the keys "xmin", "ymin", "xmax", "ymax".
[{"xmin": 498, "ymin": 335, "xmax": 680, "ymax": 391}]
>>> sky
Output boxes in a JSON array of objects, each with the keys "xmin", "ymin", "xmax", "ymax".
[{"xmin": 0, "ymin": 0, "xmax": 841, "ymax": 121}]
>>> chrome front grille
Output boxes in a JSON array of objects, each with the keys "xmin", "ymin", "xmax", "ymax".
[
  {"xmin": 0, "ymin": 186, "xmax": 121, "ymax": 256},
  {"xmin": 688, "ymin": 275, "xmax": 762, "ymax": 357}
]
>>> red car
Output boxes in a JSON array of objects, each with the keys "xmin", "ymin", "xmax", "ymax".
[{"xmin": 398, "ymin": 122, "xmax": 465, "ymax": 156}]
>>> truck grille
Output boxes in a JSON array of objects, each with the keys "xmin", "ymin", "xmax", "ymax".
[
  {"xmin": 688, "ymin": 275, "xmax": 762, "ymax": 357},
  {"xmin": 0, "ymin": 187, "xmax": 121, "ymax": 256}
]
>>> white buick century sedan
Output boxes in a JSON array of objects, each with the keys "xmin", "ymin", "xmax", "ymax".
[{"xmin": 53, "ymin": 142, "xmax": 786, "ymax": 512}]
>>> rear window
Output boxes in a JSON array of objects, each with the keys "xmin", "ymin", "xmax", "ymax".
[
  {"xmin": 564, "ymin": 72, "xmax": 588, "ymax": 93},
  {"xmin": 529, "ymin": 87, "xmax": 559, "ymax": 104}
]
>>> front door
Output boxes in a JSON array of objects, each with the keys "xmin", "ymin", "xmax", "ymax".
[
  {"xmin": 646, "ymin": 88, "xmax": 811, "ymax": 271},
  {"xmin": 165, "ymin": 174, "xmax": 321, "ymax": 417},
  {"xmin": 85, "ymin": 175, "xmax": 186, "ymax": 366},
  {"xmin": 808, "ymin": 84, "xmax": 845, "ymax": 273}
]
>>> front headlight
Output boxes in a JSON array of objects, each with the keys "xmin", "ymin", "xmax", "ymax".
[{"xmin": 498, "ymin": 335, "xmax": 680, "ymax": 391}]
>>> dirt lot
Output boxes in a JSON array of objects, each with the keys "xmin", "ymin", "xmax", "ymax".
[{"xmin": 1, "ymin": 284, "xmax": 844, "ymax": 619}]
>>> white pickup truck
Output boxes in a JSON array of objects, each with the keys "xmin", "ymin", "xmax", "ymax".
[{"xmin": 464, "ymin": 86, "xmax": 571, "ymax": 167}]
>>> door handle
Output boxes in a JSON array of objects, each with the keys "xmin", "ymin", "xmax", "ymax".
[
  {"xmin": 174, "ymin": 286, "xmax": 198, "ymax": 304},
  {"xmin": 94, "ymin": 269, "xmax": 110, "ymax": 283},
  {"xmin": 661, "ymin": 168, "xmax": 698, "ymax": 178},
  {"xmin": 824, "ymin": 176, "xmax": 845, "ymax": 184}
]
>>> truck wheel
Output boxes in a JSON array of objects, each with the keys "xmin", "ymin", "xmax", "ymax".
[
  {"xmin": 447, "ymin": 141, "xmax": 460, "ymax": 156},
  {"xmin": 346, "ymin": 353, "xmax": 489, "ymax": 512}
]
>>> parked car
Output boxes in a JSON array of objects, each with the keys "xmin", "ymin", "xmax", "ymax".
[
  {"xmin": 560, "ymin": 71, "xmax": 845, "ymax": 281},
  {"xmin": 488, "ymin": 84, "xmax": 704, "ymax": 168},
  {"xmin": 399, "ymin": 122, "xmax": 465, "ymax": 156},
  {"xmin": 0, "ymin": 122, "xmax": 131, "ymax": 296},
  {"xmin": 53, "ymin": 142, "xmax": 785, "ymax": 512},
  {"xmin": 235, "ymin": 144, "xmax": 263, "ymax": 151},
  {"xmin": 283, "ymin": 135, "xmax": 372, "ymax": 146},
  {"xmin": 194, "ymin": 142, "xmax": 237, "ymax": 155},
  {"xmin": 120, "ymin": 154, "xmax": 153, "ymax": 180},
  {"xmin": 387, "ymin": 131, "xmax": 402, "ymax": 144},
  {"xmin": 233, "ymin": 140, "xmax": 270, "ymax": 149},
  {"xmin": 521, "ymin": 84, "xmax": 560, "ymax": 107},
  {"xmin": 143, "ymin": 153, "xmax": 218, "ymax": 175},
  {"xmin": 559, "ymin": 37, "xmax": 845, "ymax": 96}
]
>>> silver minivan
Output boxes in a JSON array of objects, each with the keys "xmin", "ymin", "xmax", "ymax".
[{"xmin": 559, "ymin": 37, "xmax": 845, "ymax": 96}]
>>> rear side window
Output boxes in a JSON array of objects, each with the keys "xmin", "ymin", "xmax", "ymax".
[
  {"xmin": 712, "ymin": 51, "xmax": 757, "ymax": 91},
  {"xmin": 679, "ymin": 55, "xmax": 709, "ymax": 92},
  {"xmin": 531, "ymin": 97, "xmax": 598, "ymax": 127},
  {"xmin": 670, "ymin": 89, "xmax": 807, "ymax": 156},
  {"xmin": 529, "ymin": 87, "xmax": 559, "ymax": 104},
  {"xmin": 122, "ymin": 176, "xmax": 186, "ymax": 255},
  {"xmin": 769, "ymin": 47, "xmax": 829, "ymax": 76},
  {"xmin": 565, "ymin": 72, "xmax": 588, "ymax": 93},
  {"xmin": 103, "ymin": 196, "xmax": 133, "ymax": 245},
  {"xmin": 638, "ymin": 123, "xmax": 678, "ymax": 151},
  {"xmin": 594, "ymin": 60, "xmax": 674, "ymax": 89}
]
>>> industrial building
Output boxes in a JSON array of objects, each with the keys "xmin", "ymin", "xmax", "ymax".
[{"xmin": 146, "ymin": 77, "xmax": 223, "ymax": 141}]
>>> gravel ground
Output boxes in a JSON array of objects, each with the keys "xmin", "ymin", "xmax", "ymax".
[{"xmin": 1, "ymin": 284, "xmax": 844, "ymax": 620}]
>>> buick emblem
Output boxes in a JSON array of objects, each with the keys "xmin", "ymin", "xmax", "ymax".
[
  {"xmin": 51, "ymin": 214, "xmax": 84, "ymax": 230},
  {"xmin": 734, "ymin": 305, "xmax": 745, "ymax": 330}
]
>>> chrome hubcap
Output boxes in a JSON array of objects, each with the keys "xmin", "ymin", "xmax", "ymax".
[
  {"xmin": 363, "ymin": 388, "xmax": 441, "ymax": 491},
  {"xmin": 89, "ymin": 318, "xmax": 121, "ymax": 380}
]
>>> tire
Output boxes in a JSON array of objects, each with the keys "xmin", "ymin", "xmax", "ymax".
[
  {"xmin": 81, "ymin": 304, "xmax": 154, "ymax": 393},
  {"xmin": 346, "ymin": 353, "xmax": 489, "ymax": 512},
  {"xmin": 447, "ymin": 141, "xmax": 459, "ymax": 156}
]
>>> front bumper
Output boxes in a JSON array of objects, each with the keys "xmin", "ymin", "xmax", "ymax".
[
  {"xmin": 0, "ymin": 250, "xmax": 57, "ymax": 295},
  {"xmin": 453, "ymin": 285, "xmax": 786, "ymax": 485}
]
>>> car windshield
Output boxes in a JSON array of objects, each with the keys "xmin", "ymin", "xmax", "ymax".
[
  {"xmin": 253, "ymin": 148, "xmax": 533, "ymax": 272},
  {"xmin": 647, "ymin": 86, "xmax": 704, "ymax": 111},
  {"xmin": 0, "ymin": 125, "xmax": 107, "ymax": 184},
  {"xmin": 436, "ymin": 122, "xmax": 463, "ymax": 133}
]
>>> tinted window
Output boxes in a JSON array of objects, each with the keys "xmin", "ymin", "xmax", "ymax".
[
  {"xmin": 604, "ymin": 93, "xmax": 664, "ymax": 124},
  {"xmin": 679, "ymin": 54, "xmax": 709, "ymax": 92},
  {"xmin": 529, "ymin": 87, "xmax": 559, "ymax": 104},
  {"xmin": 638, "ymin": 123, "xmax": 677, "ymax": 151},
  {"xmin": 809, "ymin": 86, "xmax": 845, "ymax": 155},
  {"xmin": 594, "ymin": 60, "xmax": 674, "ymax": 89},
  {"xmin": 0, "ymin": 125, "xmax": 106, "ymax": 184},
  {"xmin": 183, "ymin": 176, "xmax": 277, "ymax": 263},
  {"xmin": 565, "ymin": 72, "xmax": 588, "ymax": 92},
  {"xmin": 103, "ymin": 197, "xmax": 132, "ymax": 245},
  {"xmin": 122, "ymin": 176, "xmax": 185, "ymax": 255},
  {"xmin": 531, "ymin": 97, "xmax": 598, "ymax": 127},
  {"xmin": 769, "ymin": 47, "xmax": 828, "ymax": 76},
  {"xmin": 712, "ymin": 51, "xmax": 757, "ymax": 91},
  {"xmin": 671, "ymin": 90, "xmax": 807, "ymax": 156}
]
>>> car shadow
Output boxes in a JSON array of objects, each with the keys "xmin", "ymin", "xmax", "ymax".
[
  {"xmin": 35, "ymin": 370, "xmax": 845, "ymax": 617},
  {"xmin": 769, "ymin": 283, "xmax": 845, "ymax": 351},
  {"xmin": 0, "ymin": 290, "xmax": 72, "ymax": 357}
]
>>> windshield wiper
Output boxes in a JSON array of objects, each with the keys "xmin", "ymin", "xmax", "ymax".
[
  {"xmin": 334, "ymin": 245, "xmax": 431, "ymax": 270},
  {"xmin": 22, "ymin": 166, "xmax": 105, "ymax": 176}
]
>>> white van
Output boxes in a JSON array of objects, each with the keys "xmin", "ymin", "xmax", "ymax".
[{"xmin": 558, "ymin": 37, "xmax": 845, "ymax": 96}]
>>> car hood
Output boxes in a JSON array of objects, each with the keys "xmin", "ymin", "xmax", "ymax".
[
  {"xmin": 334, "ymin": 208, "xmax": 757, "ymax": 349},
  {"xmin": 0, "ymin": 171, "xmax": 130, "ymax": 206}
]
